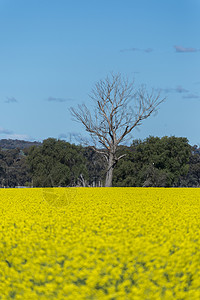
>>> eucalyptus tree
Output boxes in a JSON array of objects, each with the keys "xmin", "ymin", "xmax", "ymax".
[{"xmin": 70, "ymin": 73, "xmax": 165, "ymax": 187}]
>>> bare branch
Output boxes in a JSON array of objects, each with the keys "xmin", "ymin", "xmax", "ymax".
[
  {"xmin": 117, "ymin": 154, "xmax": 126, "ymax": 161},
  {"xmin": 70, "ymin": 73, "xmax": 165, "ymax": 186},
  {"xmin": 90, "ymin": 146, "xmax": 109, "ymax": 162}
]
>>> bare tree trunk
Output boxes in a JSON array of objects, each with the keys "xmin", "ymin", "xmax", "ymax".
[
  {"xmin": 70, "ymin": 73, "xmax": 165, "ymax": 188},
  {"xmin": 78, "ymin": 173, "xmax": 87, "ymax": 187},
  {"xmin": 105, "ymin": 153, "xmax": 115, "ymax": 187}
]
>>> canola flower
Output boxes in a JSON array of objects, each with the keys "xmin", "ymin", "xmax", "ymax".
[{"xmin": 0, "ymin": 187, "xmax": 200, "ymax": 299}]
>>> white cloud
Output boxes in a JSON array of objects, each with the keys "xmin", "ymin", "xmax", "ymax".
[
  {"xmin": 47, "ymin": 97, "xmax": 72, "ymax": 103},
  {"xmin": 161, "ymin": 85, "xmax": 189, "ymax": 94},
  {"xmin": 182, "ymin": 94, "xmax": 200, "ymax": 99},
  {"xmin": 5, "ymin": 97, "xmax": 18, "ymax": 103},
  {"xmin": 0, "ymin": 127, "xmax": 13, "ymax": 134},
  {"xmin": 0, "ymin": 127, "xmax": 30, "ymax": 140},
  {"xmin": 120, "ymin": 47, "xmax": 153, "ymax": 53},
  {"xmin": 174, "ymin": 45, "xmax": 200, "ymax": 53}
]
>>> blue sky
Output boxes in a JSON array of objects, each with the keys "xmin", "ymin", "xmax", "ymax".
[{"xmin": 0, "ymin": 0, "xmax": 200, "ymax": 145}]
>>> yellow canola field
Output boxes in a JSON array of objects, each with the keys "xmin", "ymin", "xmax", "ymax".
[{"xmin": 0, "ymin": 187, "xmax": 200, "ymax": 299}]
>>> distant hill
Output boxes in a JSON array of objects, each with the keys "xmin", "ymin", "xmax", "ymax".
[{"xmin": 0, "ymin": 139, "xmax": 42, "ymax": 150}]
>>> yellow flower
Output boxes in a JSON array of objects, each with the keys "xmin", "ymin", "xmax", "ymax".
[{"xmin": 1, "ymin": 187, "xmax": 200, "ymax": 298}]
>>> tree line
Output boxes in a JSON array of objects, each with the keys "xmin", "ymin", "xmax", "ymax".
[{"xmin": 0, "ymin": 136, "xmax": 199, "ymax": 188}]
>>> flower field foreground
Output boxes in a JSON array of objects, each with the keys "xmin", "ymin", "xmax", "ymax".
[{"xmin": 0, "ymin": 188, "xmax": 200, "ymax": 299}]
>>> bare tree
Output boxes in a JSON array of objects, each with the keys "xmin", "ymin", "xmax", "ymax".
[{"xmin": 70, "ymin": 73, "xmax": 165, "ymax": 187}]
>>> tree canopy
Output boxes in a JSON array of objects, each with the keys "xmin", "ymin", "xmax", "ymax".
[
  {"xmin": 27, "ymin": 138, "xmax": 88, "ymax": 187},
  {"xmin": 0, "ymin": 136, "xmax": 200, "ymax": 188},
  {"xmin": 113, "ymin": 136, "xmax": 191, "ymax": 187}
]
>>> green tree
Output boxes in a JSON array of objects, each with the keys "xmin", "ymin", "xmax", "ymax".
[
  {"xmin": 27, "ymin": 138, "xmax": 88, "ymax": 187},
  {"xmin": 83, "ymin": 147, "xmax": 106, "ymax": 186},
  {"xmin": 113, "ymin": 136, "xmax": 191, "ymax": 187},
  {"xmin": 0, "ymin": 148, "xmax": 30, "ymax": 187},
  {"xmin": 182, "ymin": 145, "xmax": 200, "ymax": 187}
]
